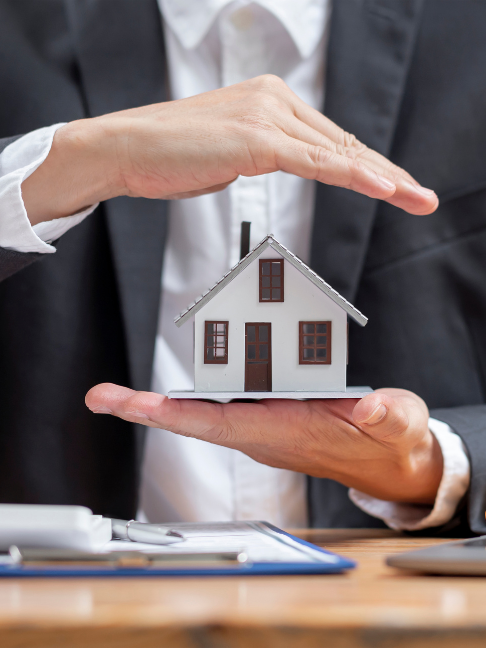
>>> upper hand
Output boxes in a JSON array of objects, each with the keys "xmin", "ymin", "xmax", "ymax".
[
  {"xmin": 85, "ymin": 385, "xmax": 443, "ymax": 505},
  {"xmin": 24, "ymin": 75, "xmax": 438, "ymax": 225}
]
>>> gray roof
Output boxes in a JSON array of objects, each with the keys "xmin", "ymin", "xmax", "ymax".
[{"xmin": 174, "ymin": 235, "xmax": 368, "ymax": 327}]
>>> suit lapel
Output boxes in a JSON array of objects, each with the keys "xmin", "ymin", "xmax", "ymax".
[
  {"xmin": 310, "ymin": 0, "xmax": 424, "ymax": 301},
  {"xmin": 66, "ymin": 0, "xmax": 168, "ymax": 391}
]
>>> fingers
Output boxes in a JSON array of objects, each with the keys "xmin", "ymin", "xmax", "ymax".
[
  {"xmin": 281, "ymin": 117, "xmax": 438, "ymax": 215},
  {"xmin": 85, "ymin": 383, "xmax": 136, "ymax": 414},
  {"xmin": 87, "ymin": 383, "xmax": 278, "ymax": 450},
  {"xmin": 353, "ymin": 149, "xmax": 438, "ymax": 215},
  {"xmin": 381, "ymin": 184, "xmax": 438, "ymax": 216},
  {"xmin": 86, "ymin": 384, "xmax": 313, "ymax": 461},
  {"xmin": 86, "ymin": 383, "xmax": 231, "ymax": 441},
  {"xmin": 291, "ymin": 96, "xmax": 418, "ymax": 187},
  {"xmin": 274, "ymin": 135, "xmax": 398, "ymax": 200}
]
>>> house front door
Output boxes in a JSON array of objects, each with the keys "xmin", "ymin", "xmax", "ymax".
[{"xmin": 245, "ymin": 323, "xmax": 272, "ymax": 391}]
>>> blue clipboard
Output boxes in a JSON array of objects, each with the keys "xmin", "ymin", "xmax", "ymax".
[{"xmin": 0, "ymin": 522, "xmax": 356, "ymax": 578}]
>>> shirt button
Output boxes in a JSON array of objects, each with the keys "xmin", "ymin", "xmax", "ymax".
[{"xmin": 230, "ymin": 6, "xmax": 254, "ymax": 31}]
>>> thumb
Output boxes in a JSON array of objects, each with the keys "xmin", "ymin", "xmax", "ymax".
[{"xmin": 352, "ymin": 393, "xmax": 410, "ymax": 444}]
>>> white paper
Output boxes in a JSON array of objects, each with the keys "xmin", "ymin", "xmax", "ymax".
[{"xmin": 103, "ymin": 521, "xmax": 338, "ymax": 564}]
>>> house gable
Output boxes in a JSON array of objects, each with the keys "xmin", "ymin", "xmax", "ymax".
[{"xmin": 174, "ymin": 236, "xmax": 367, "ymax": 328}]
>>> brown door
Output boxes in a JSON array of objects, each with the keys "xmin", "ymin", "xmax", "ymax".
[{"xmin": 245, "ymin": 323, "xmax": 272, "ymax": 391}]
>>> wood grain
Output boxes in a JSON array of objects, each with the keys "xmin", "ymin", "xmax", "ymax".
[{"xmin": 0, "ymin": 529, "xmax": 485, "ymax": 648}]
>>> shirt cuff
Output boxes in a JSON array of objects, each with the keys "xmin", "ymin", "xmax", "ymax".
[
  {"xmin": 349, "ymin": 417, "xmax": 470, "ymax": 531},
  {"xmin": 0, "ymin": 124, "xmax": 97, "ymax": 254}
]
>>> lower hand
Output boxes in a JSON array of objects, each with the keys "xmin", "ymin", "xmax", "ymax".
[
  {"xmin": 85, "ymin": 386, "xmax": 443, "ymax": 505},
  {"xmin": 23, "ymin": 75, "xmax": 438, "ymax": 225}
]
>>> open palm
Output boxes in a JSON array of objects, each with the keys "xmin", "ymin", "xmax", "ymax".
[{"xmin": 86, "ymin": 385, "xmax": 442, "ymax": 505}]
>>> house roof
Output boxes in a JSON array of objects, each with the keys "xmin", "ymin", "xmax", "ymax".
[{"xmin": 174, "ymin": 235, "xmax": 368, "ymax": 327}]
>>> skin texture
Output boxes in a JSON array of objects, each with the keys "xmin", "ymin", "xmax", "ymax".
[
  {"xmin": 85, "ymin": 386, "xmax": 443, "ymax": 505},
  {"xmin": 22, "ymin": 75, "xmax": 438, "ymax": 225},
  {"xmin": 20, "ymin": 73, "xmax": 441, "ymax": 505}
]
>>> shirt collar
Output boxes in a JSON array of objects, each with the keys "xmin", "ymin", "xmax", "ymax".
[{"xmin": 158, "ymin": 0, "xmax": 329, "ymax": 59}]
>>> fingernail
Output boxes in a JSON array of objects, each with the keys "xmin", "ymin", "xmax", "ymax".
[
  {"xmin": 378, "ymin": 176, "xmax": 396, "ymax": 190},
  {"xmin": 126, "ymin": 410, "xmax": 150, "ymax": 420},
  {"xmin": 361, "ymin": 404, "xmax": 387, "ymax": 425},
  {"xmin": 90, "ymin": 406, "xmax": 113, "ymax": 414},
  {"xmin": 403, "ymin": 180, "xmax": 436, "ymax": 196},
  {"xmin": 414, "ymin": 185, "xmax": 436, "ymax": 196}
]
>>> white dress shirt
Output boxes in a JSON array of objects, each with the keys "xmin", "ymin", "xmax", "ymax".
[{"xmin": 0, "ymin": 0, "xmax": 470, "ymax": 531}]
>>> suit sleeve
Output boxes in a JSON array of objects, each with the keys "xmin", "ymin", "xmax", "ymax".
[{"xmin": 429, "ymin": 405, "xmax": 486, "ymax": 536}]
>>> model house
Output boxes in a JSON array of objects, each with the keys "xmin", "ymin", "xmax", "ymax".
[{"xmin": 170, "ymin": 234, "xmax": 371, "ymax": 400}]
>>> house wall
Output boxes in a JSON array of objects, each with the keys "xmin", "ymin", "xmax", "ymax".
[{"xmin": 194, "ymin": 248, "xmax": 348, "ymax": 392}]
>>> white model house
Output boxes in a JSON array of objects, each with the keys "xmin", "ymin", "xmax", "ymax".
[{"xmin": 169, "ymin": 235, "xmax": 371, "ymax": 400}]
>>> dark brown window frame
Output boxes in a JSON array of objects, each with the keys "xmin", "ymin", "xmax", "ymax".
[
  {"xmin": 204, "ymin": 321, "xmax": 229, "ymax": 364},
  {"xmin": 259, "ymin": 258, "xmax": 284, "ymax": 303},
  {"xmin": 299, "ymin": 321, "xmax": 332, "ymax": 365}
]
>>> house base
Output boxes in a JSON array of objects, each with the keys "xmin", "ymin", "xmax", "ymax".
[{"xmin": 168, "ymin": 386, "xmax": 373, "ymax": 401}]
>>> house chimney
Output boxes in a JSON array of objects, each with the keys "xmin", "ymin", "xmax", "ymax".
[{"xmin": 240, "ymin": 221, "xmax": 251, "ymax": 260}]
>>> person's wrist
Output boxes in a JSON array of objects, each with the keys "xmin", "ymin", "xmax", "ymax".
[{"xmin": 22, "ymin": 118, "xmax": 124, "ymax": 226}]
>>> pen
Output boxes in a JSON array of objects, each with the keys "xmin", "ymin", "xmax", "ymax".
[{"xmin": 110, "ymin": 519, "xmax": 185, "ymax": 545}]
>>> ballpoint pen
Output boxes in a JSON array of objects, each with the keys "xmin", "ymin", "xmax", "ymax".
[{"xmin": 110, "ymin": 519, "xmax": 185, "ymax": 545}]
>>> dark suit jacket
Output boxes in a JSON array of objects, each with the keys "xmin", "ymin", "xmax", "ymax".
[{"xmin": 1, "ymin": 0, "xmax": 486, "ymax": 533}]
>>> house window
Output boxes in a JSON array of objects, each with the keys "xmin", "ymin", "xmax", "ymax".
[
  {"xmin": 204, "ymin": 321, "xmax": 228, "ymax": 364},
  {"xmin": 259, "ymin": 259, "xmax": 284, "ymax": 302},
  {"xmin": 299, "ymin": 322, "xmax": 331, "ymax": 364}
]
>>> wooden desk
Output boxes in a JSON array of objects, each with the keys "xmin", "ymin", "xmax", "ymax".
[{"xmin": 1, "ymin": 529, "xmax": 486, "ymax": 648}]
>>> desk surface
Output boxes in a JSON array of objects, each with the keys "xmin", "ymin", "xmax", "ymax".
[{"xmin": 1, "ymin": 529, "xmax": 486, "ymax": 648}]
